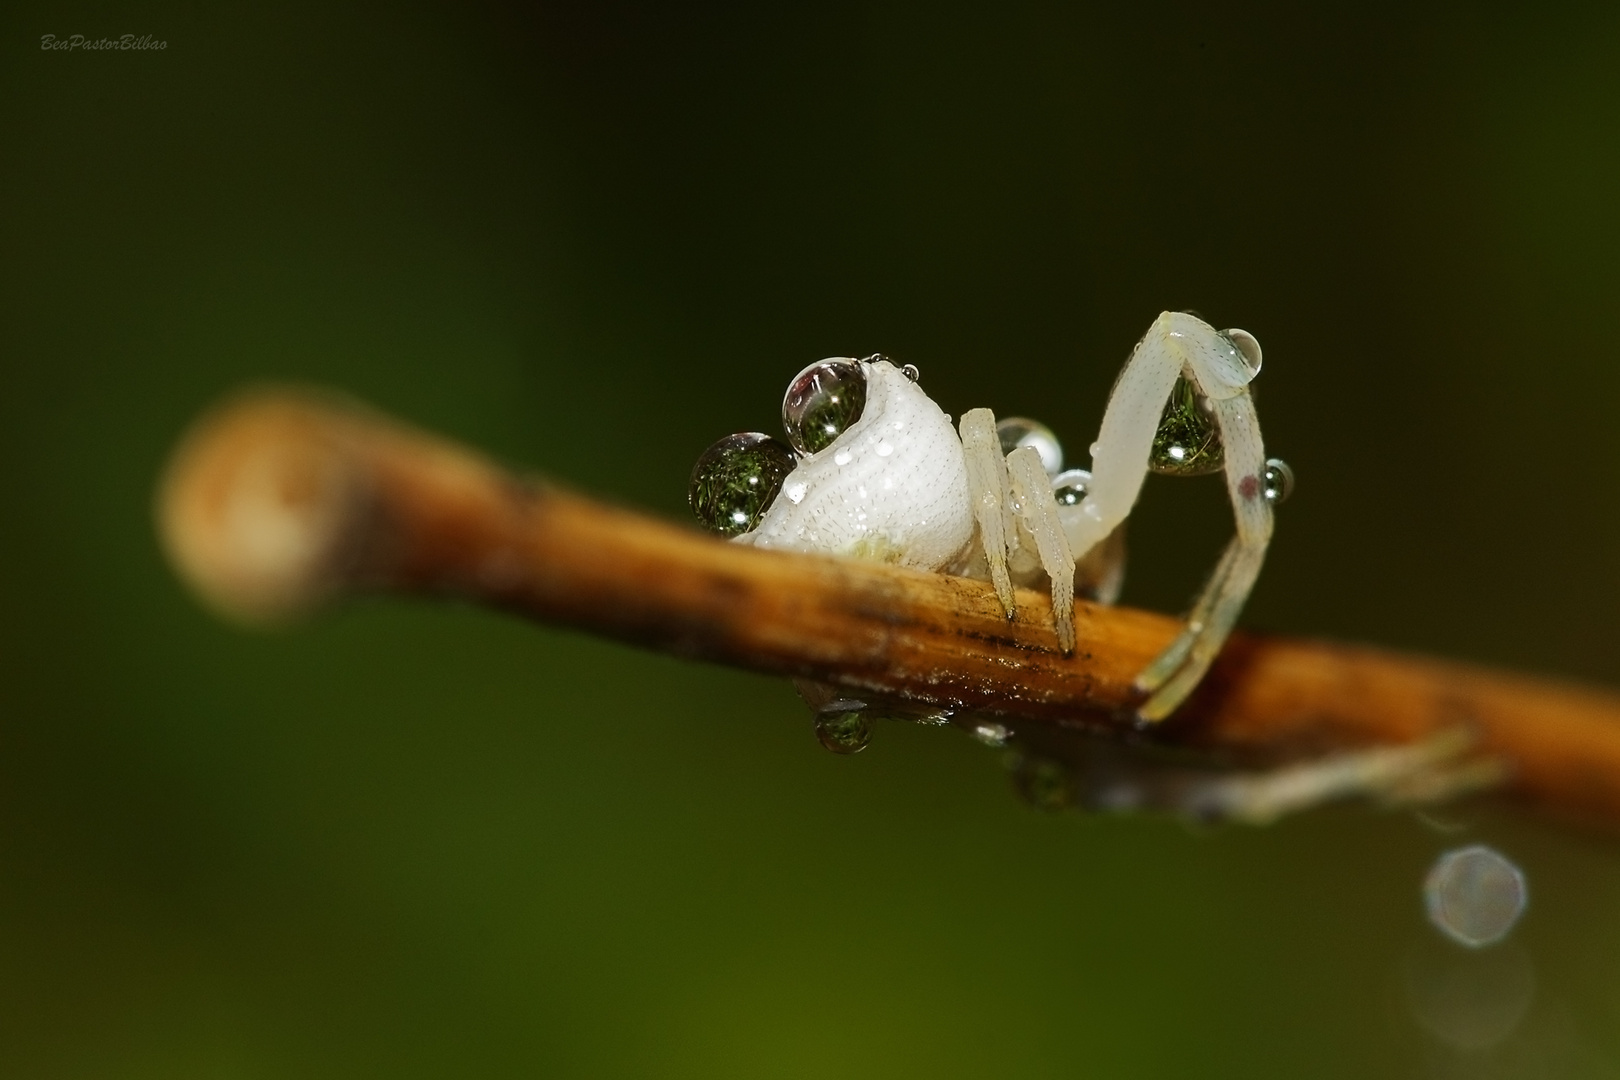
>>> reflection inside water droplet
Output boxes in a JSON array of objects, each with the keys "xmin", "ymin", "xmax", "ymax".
[
  {"xmin": 1149, "ymin": 377, "xmax": 1223, "ymax": 476},
  {"xmin": 814, "ymin": 701, "xmax": 873, "ymax": 754}
]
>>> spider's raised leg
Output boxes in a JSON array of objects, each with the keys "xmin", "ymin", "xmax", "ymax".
[
  {"xmin": 1060, "ymin": 324, "xmax": 1184, "ymax": 562},
  {"xmin": 1134, "ymin": 376, "xmax": 1273, "ymax": 721},
  {"xmin": 1070, "ymin": 311, "xmax": 1269, "ymax": 723}
]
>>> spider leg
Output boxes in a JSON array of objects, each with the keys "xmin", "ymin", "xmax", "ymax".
[
  {"xmin": 958, "ymin": 408, "xmax": 1019, "ymax": 617},
  {"xmin": 1135, "ymin": 387, "xmax": 1272, "ymax": 721},
  {"xmin": 1062, "ymin": 322, "xmax": 1184, "ymax": 561},
  {"xmin": 1006, "ymin": 446, "xmax": 1076, "ymax": 652},
  {"xmin": 1135, "ymin": 533, "xmax": 1243, "ymax": 688},
  {"xmin": 1068, "ymin": 312, "xmax": 1273, "ymax": 721}
]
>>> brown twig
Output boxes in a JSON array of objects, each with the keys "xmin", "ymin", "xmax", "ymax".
[{"xmin": 157, "ymin": 388, "xmax": 1620, "ymax": 829}]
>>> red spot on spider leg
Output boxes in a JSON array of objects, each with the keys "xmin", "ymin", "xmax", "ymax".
[{"xmin": 1238, "ymin": 474, "xmax": 1261, "ymax": 501}]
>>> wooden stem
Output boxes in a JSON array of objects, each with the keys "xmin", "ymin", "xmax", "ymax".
[{"xmin": 158, "ymin": 389, "xmax": 1620, "ymax": 828}]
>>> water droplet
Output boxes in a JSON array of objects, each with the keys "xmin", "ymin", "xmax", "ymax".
[
  {"xmin": 688, "ymin": 433, "xmax": 796, "ymax": 537},
  {"xmin": 996, "ymin": 417, "xmax": 1064, "ymax": 477},
  {"xmin": 1006, "ymin": 752, "xmax": 1075, "ymax": 811},
  {"xmin": 833, "ymin": 449, "xmax": 852, "ymax": 466},
  {"xmin": 972, "ymin": 721, "xmax": 1009, "ymax": 747},
  {"xmin": 875, "ymin": 441, "xmax": 893, "ymax": 457},
  {"xmin": 1050, "ymin": 467, "xmax": 1092, "ymax": 507},
  {"xmin": 901, "ymin": 363, "xmax": 920, "ymax": 382},
  {"xmin": 1262, "ymin": 458, "xmax": 1294, "ymax": 504},
  {"xmin": 783, "ymin": 359, "xmax": 867, "ymax": 455},
  {"xmin": 1220, "ymin": 327, "xmax": 1263, "ymax": 376},
  {"xmin": 1149, "ymin": 377, "xmax": 1224, "ymax": 476},
  {"xmin": 1424, "ymin": 845, "xmax": 1527, "ymax": 948},
  {"xmin": 814, "ymin": 701, "xmax": 872, "ymax": 754}
]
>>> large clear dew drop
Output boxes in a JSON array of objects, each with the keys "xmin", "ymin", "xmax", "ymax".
[
  {"xmin": 688, "ymin": 432, "xmax": 796, "ymax": 537},
  {"xmin": 782, "ymin": 359, "xmax": 867, "ymax": 455}
]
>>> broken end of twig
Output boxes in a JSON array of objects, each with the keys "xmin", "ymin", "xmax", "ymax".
[{"xmin": 157, "ymin": 388, "xmax": 371, "ymax": 625}]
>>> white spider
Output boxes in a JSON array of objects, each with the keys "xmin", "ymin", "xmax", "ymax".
[{"xmin": 688, "ymin": 310, "xmax": 1290, "ymax": 722}]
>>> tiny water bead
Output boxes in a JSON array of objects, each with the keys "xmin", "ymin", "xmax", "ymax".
[
  {"xmin": 996, "ymin": 416, "xmax": 1064, "ymax": 477},
  {"xmin": 900, "ymin": 363, "xmax": 920, "ymax": 382},
  {"xmin": 1424, "ymin": 845, "xmax": 1528, "ymax": 948},
  {"xmin": 688, "ymin": 432, "xmax": 796, "ymax": 537},
  {"xmin": 814, "ymin": 701, "xmax": 873, "ymax": 754},
  {"xmin": 1149, "ymin": 377, "xmax": 1223, "ymax": 476},
  {"xmin": 1262, "ymin": 458, "xmax": 1294, "ymax": 504},
  {"xmin": 1050, "ymin": 467, "xmax": 1092, "ymax": 507},
  {"xmin": 782, "ymin": 359, "xmax": 867, "ymax": 455}
]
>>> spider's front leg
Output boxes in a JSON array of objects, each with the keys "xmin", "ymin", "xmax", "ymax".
[
  {"xmin": 1132, "ymin": 384, "xmax": 1272, "ymax": 720},
  {"xmin": 1069, "ymin": 311, "xmax": 1278, "ymax": 722},
  {"xmin": 959, "ymin": 409, "xmax": 1077, "ymax": 652}
]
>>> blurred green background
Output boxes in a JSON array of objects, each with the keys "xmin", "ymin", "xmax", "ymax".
[{"xmin": 5, "ymin": 1, "xmax": 1620, "ymax": 1076}]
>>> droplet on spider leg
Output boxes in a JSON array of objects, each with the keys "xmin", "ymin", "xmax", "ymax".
[
  {"xmin": 900, "ymin": 363, "xmax": 920, "ymax": 382},
  {"xmin": 996, "ymin": 417, "xmax": 1064, "ymax": 477},
  {"xmin": 1262, "ymin": 458, "xmax": 1294, "ymax": 504},
  {"xmin": 814, "ymin": 700, "xmax": 873, "ymax": 754},
  {"xmin": 1220, "ymin": 328, "xmax": 1263, "ymax": 376},
  {"xmin": 1424, "ymin": 845, "xmax": 1528, "ymax": 948},
  {"xmin": 1149, "ymin": 377, "xmax": 1224, "ymax": 476},
  {"xmin": 783, "ymin": 359, "xmax": 867, "ymax": 455},
  {"xmin": 1050, "ymin": 468, "xmax": 1092, "ymax": 506},
  {"xmin": 688, "ymin": 432, "xmax": 796, "ymax": 537}
]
